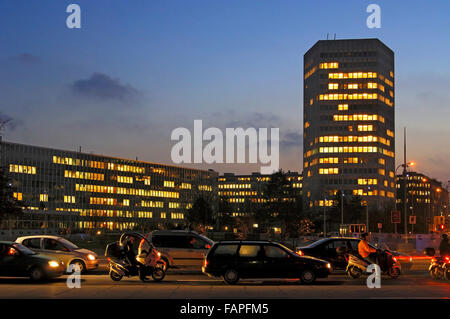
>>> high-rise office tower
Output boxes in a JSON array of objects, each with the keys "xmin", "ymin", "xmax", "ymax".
[{"xmin": 303, "ymin": 39, "xmax": 395, "ymax": 211}]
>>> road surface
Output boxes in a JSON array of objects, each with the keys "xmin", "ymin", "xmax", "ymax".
[{"xmin": 0, "ymin": 271, "xmax": 448, "ymax": 299}]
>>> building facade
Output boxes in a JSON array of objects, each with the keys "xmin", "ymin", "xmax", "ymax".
[
  {"xmin": 1, "ymin": 141, "xmax": 218, "ymax": 231},
  {"xmin": 303, "ymin": 38, "xmax": 395, "ymax": 211},
  {"xmin": 396, "ymin": 172, "xmax": 449, "ymax": 233},
  {"xmin": 218, "ymin": 172, "xmax": 302, "ymax": 218}
]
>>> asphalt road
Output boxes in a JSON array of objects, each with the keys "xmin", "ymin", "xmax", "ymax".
[{"xmin": 0, "ymin": 271, "xmax": 448, "ymax": 299}]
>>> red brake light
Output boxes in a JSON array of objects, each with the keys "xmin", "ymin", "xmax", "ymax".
[
  {"xmin": 107, "ymin": 257, "xmax": 111, "ymax": 262},
  {"xmin": 205, "ymin": 244, "xmax": 211, "ymax": 249},
  {"xmin": 297, "ymin": 250, "xmax": 304, "ymax": 256},
  {"xmin": 203, "ymin": 259, "xmax": 208, "ymax": 267},
  {"xmin": 445, "ymin": 257, "xmax": 450, "ymax": 262},
  {"xmin": 393, "ymin": 257, "xmax": 398, "ymax": 262},
  {"xmin": 8, "ymin": 248, "xmax": 15, "ymax": 255}
]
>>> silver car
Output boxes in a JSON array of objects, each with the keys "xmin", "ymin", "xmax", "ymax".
[{"xmin": 16, "ymin": 235, "xmax": 99, "ymax": 273}]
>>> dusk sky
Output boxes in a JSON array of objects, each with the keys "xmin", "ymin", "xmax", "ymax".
[{"xmin": 1, "ymin": 0, "xmax": 449, "ymax": 184}]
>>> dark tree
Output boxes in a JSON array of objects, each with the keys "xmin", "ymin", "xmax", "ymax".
[
  {"xmin": 186, "ymin": 197, "xmax": 214, "ymax": 233},
  {"xmin": 0, "ymin": 167, "xmax": 22, "ymax": 217}
]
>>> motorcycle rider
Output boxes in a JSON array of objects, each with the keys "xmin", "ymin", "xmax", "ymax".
[
  {"xmin": 439, "ymin": 234, "xmax": 449, "ymax": 256},
  {"xmin": 358, "ymin": 232, "xmax": 378, "ymax": 265},
  {"xmin": 124, "ymin": 236, "xmax": 138, "ymax": 267}
]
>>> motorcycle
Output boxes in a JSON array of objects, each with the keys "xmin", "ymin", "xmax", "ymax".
[
  {"xmin": 346, "ymin": 249, "xmax": 401, "ymax": 279},
  {"xmin": 424, "ymin": 247, "xmax": 450, "ymax": 280},
  {"xmin": 105, "ymin": 231, "xmax": 166, "ymax": 282}
]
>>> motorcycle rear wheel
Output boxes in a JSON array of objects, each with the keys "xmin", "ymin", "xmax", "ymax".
[
  {"xmin": 152, "ymin": 268, "xmax": 166, "ymax": 282},
  {"xmin": 348, "ymin": 266, "xmax": 362, "ymax": 279},
  {"xmin": 388, "ymin": 267, "xmax": 400, "ymax": 279},
  {"xmin": 110, "ymin": 271, "xmax": 123, "ymax": 281}
]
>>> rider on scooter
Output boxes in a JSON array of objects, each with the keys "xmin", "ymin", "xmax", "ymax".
[{"xmin": 358, "ymin": 233, "xmax": 378, "ymax": 265}]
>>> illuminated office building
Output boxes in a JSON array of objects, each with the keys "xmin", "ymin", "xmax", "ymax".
[
  {"xmin": 218, "ymin": 172, "xmax": 302, "ymax": 218},
  {"xmin": 2, "ymin": 141, "xmax": 217, "ymax": 230},
  {"xmin": 303, "ymin": 39, "xmax": 395, "ymax": 209}
]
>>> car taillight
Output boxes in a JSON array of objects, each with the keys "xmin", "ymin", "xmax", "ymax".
[
  {"xmin": 445, "ymin": 257, "xmax": 450, "ymax": 262},
  {"xmin": 297, "ymin": 250, "xmax": 304, "ymax": 256},
  {"xmin": 393, "ymin": 257, "xmax": 398, "ymax": 262},
  {"xmin": 107, "ymin": 257, "xmax": 111, "ymax": 262},
  {"xmin": 203, "ymin": 259, "xmax": 208, "ymax": 267}
]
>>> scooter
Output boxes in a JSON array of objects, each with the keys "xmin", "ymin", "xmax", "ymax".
[
  {"xmin": 108, "ymin": 256, "xmax": 166, "ymax": 282},
  {"xmin": 425, "ymin": 247, "xmax": 450, "ymax": 280},
  {"xmin": 346, "ymin": 249, "xmax": 401, "ymax": 279},
  {"xmin": 105, "ymin": 231, "xmax": 166, "ymax": 282}
]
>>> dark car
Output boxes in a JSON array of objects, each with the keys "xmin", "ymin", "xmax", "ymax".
[
  {"xmin": 202, "ymin": 240, "xmax": 331, "ymax": 284},
  {"xmin": 296, "ymin": 237, "xmax": 413, "ymax": 271},
  {"xmin": 0, "ymin": 241, "xmax": 65, "ymax": 281}
]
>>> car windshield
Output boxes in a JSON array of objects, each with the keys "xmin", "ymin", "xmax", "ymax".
[
  {"xmin": 198, "ymin": 234, "xmax": 214, "ymax": 245},
  {"xmin": 303, "ymin": 238, "xmax": 330, "ymax": 248},
  {"xmin": 58, "ymin": 238, "xmax": 79, "ymax": 250},
  {"xmin": 12, "ymin": 243, "xmax": 36, "ymax": 255}
]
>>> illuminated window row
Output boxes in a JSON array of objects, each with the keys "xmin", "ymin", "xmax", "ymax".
[
  {"xmin": 229, "ymin": 198, "xmax": 245, "ymax": 203},
  {"xmin": 141, "ymin": 200, "xmax": 164, "ymax": 208},
  {"xmin": 292, "ymin": 183, "xmax": 302, "ymax": 188},
  {"xmin": 333, "ymin": 114, "xmax": 384, "ymax": 123},
  {"xmin": 319, "ymin": 200, "xmax": 334, "ymax": 207},
  {"xmin": 90, "ymin": 197, "xmax": 130, "ymax": 206},
  {"xmin": 164, "ymin": 180, "xmax": 175, "ymax": 188},
  {"xmin": 320, "ymin": 62, "xmax": 339, "ymax": 69},
  {"xmin": 64, "ymin": 195, "xmax": 76, "ymax": 203},
  {"xmin": 53, "ymin": 156, "xmax": 145, "ymax": 173},
  {"xmin": 358, "ymin": 125, "xmax": 374, "ymax": 132},
  {"xmin": 338, "ymin": 104, "xmax": 348, "ymax": 111},
  {"xmin": 387, "ymin": 129, "xmax": 394, "ymax": 137},
  {"xmin": 13, "ymin": 192, "xmax": 23, "ymax": 200},
  {"xmin": 328, "ymin": 72, "xmax": 377, "ymax": 79},
  {"xmin": 198, "ymin": 185, "xmax": 213, "ymax": 191},
  {"xmin": 319, "ymin": 168, "xmax": 339, "ymax": 175},
  {"xmin": 219, "ymin": 184, "xmax": 251, "ymax": 189},
  {"xmin": 169, "ymin": 202, "xmax": 180, "ymax": 209},
  {"xmin": 40, "ymin": 194, "xmax": 48, "ymax": 202},
  {"xmin": 75, "ymin": 183, "xmax": 179, "ymax": 199},
  {"xmin": 135, "ymin": 176, "xmax": 151, "ymax": 185},
  {"xmin": 320, "ymin": 93, "xmax": 378, "ymax": 101},
  {"xmin": 180, "ymin": 183, "xmax": 191, "ymax": 189},
  {"xmin": 238, "ymin": 177, "xmax": 251, "ymax": 182},
  {"xmin": 65, "ymin": 170, "xmax": 104, "ymax": 181},
  {"xmin": 320, "ymin": 146, "xmax": 378, "ymax": 153},
  {"xmin": 219, "ymin": 191, "xmax": 258, "ymax": 196},
  {"xmin": 171, "ymin": 213, "xmax": 184, "ymax": 220},
  {"xmin": 319, "ymin": 135, "xmax": 390, "ymax": 146},
  {"xmin": 328, "ymin": 82, "xmax": 378, "ymax": 90},
  {"xmin": 319, "ymin": 157, "xmax": 338, "ymax": 164},
  {"xmin": 304, "ymin": 66, "xmax": 317, "ymax": 80},
  {"xmin": 358, "ymin": 179, "xmax": 378, "ymax": 185},
  {"xmin": 9, "ymin": 164, "xmax": 36, "ymax": 175},
  {"xmin": 116, "ymin": 176, "xmax": 133, "ymax": 184}
]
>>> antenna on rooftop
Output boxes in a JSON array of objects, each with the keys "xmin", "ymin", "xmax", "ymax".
[
  {"xmin": 334, "ymin": 33, "xmax": 337, "ymax": 40},
  {"xmin": 327, "ymin": 33, "xmax": 329, "ymax": 40}
]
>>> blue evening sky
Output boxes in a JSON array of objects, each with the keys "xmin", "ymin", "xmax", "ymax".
[{"xmin": 0, "ymin": 0, "xmax": 449, "ymax": 183}]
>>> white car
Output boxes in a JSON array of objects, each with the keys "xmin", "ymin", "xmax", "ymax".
[{"xmin": 16, "ymin": 235, "xmax": 99, "ymax": 273}]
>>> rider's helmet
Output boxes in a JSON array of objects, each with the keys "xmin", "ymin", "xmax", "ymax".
[
  {"xmin": 442, "ymin": 233, "xmax": 448, "ymax": 240},
  {"xmin": 360, "ymin": 232, "xmax": 369, "ymax": 240}
]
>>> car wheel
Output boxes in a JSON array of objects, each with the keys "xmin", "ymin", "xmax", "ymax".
[
  {"xmin": 348, "ymin": 266, "xmax": 362, "ymax": 279},
  {"xmin": 110, "ymin": 271, "xmax": 123, "ymax": 281},
  {"xmin": 299, "ymin": 269, "xmax": 316, "ymax": 284},
  {"xmin": 223, "ymin": 269, "xmax": 239, "ymax": 285},
  {"xmin": 69, "ymin": 260, "xmax": 86, "ymax": 274},
  {"xmin": 29, "ymin": 266, "xmax": 45, "ymax": 281}
]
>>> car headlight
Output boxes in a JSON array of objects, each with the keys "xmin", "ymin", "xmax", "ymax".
[
  {"xmin": 87, "ymin": 254, "xmax": 96, "ymax": 261},
  {"xmin": 48, "ymin": 261, "xmax": 60, "ymax": 268},
  {"xmin": 326, "ymin": 263, "xmax": 332, "ymax": 269}
]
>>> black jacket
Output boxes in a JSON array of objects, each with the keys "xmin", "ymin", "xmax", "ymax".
[{"xmin": 439, "ymin": 238, "xmax": 449, "ymax": 256}]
